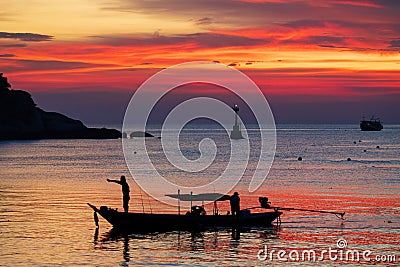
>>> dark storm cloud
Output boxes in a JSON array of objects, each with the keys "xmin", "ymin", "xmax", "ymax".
[
  {"xmin": 277, "ymin": 20, "xmax": 326, "ymax": 28},
  {"xmin": 103, "ymin": 0, "xmax": 326, "ymax": 28},
  {"xmin": 375, "ymin": 0, "xmax": 400, "ymax": 9},
  {"xmin": 0, "ymin": 53, "xmax": 15, "ymax": 57},
  {"xmin": 319, "ymin": 45, "xmax": 339, "ymax": 48},
  {"xmin": 0, "ymin": 58, "xmax": 114, "ymax": 72},
  {"xmin": 281, "ymin": 35, "xmax": 347, "ymax": 47},
  {"xmin": 348, "ymin": 86, "xmax": 400, "ymax": 94},
  {"xmin": 104, "ymin": 0, "xmax": 400, "ymax": 28},
  {"xmin": 278, "ymin": 19, "xmax": 400, "ymax": 38},
  {"xmin": 195, "ymin": 17, "xmax": 213, "ymax": 26},
  {"xmin": 0, "ymin": 32, "xmax": 53, "ymax": 42},
  {"xmin": 319, "ymin": 45, "xmax": 400, "ymax": 52},
  {"xmin": 388, "ymin": 38, "xmax": 400, "ymax": 48},
  {"xmin": 90, "ymin": 32, "xmax": 267, "ymax": 48},
  {"xmin": 280, "ymin": 20, "xmax": 400, "ymax": 52},
  {"xmin": 98, "ymin": 1, "xmax": 400, "ymax": 52},
  {"xmin": 0, "ymin": 43, "xmax": 27, "ymax": 48}
]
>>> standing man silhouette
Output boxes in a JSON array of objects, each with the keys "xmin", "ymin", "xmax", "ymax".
[
  {"xmin": 107, "ymin": 175, "xmax": 130, "ymax": 212},
  {"xmin": 230, "ymin": 192, "xmax": 240, "ymax": 217}
]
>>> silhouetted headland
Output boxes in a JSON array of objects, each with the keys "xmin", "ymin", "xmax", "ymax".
[
  {"xmin": 0, "ymin": 73, "xmax": 121, "ymax": 140},
  {"xmin": 129, "ymin": 131, "xmax": 154, "ymax": 138}
]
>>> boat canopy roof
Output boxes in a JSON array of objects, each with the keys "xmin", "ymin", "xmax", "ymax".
[{"xmin": 166, "ymin": 193, "xmax": 231, "ymax": 202}]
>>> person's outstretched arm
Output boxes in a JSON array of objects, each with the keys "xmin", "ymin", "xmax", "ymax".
[{"xmin": 107, "ymin": 179, "xmax": 121, "ymax": 184}]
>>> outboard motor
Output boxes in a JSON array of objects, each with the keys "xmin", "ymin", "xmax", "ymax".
[{"xmin": 259, "ymin": 197, "xmax": 271, "ymax": 208}]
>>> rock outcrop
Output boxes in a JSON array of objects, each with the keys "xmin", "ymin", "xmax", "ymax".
[
  {"xmin": 129, "ymin": 131, "xmax": 155, "ymax": 138},
  {"xmin": 0, "ymin": 73, "xmax": 121, "ymax": 140}
]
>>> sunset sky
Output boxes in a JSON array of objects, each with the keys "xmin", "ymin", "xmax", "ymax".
[{"xmin": 1, "ymin": 0, "xmax": 399, "ymax": 124}]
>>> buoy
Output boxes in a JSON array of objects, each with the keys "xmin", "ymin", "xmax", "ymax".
[
  {"xmin": 359, "ymin": 140, "xmax": 362, "ymax": 143},
  {"xmin": 353, "ymin": 141, "xmax": 356, "ymax": 144},
  {"xmin": 134, "ymin": 151, "xmax": 137, "ymax": 154},
  {"xmin": 376, "ymin": 145, "xmax": 380, "ymax": 149},
  {"xmin": 347, "ymin": 157, "xmax": 351, "ymax": 161},
  {"xmin": 363, "ymin": 150, "xmax": 367, "ymax": 152},
  {"xmin": 298, "ymin": 157, "xmax": 302, "ymax": 161}
]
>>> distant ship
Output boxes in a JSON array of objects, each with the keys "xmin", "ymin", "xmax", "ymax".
[{"xmin": 360, "ymin": 116, "xmax": 383, "ymax": 131}]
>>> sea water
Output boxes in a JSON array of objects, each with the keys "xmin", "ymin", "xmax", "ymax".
[{"xmin": 0, "ymin": 124, "xmax": 398, "ymax": 266}]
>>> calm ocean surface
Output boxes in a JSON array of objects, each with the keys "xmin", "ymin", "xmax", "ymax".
[{"xmin": 0, "ymin": 124, "xmax": 399, "ymax": 266}]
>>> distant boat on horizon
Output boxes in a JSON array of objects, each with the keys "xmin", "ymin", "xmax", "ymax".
[{"xmin": 360, "ymin": 116, "xmax": 383, "ymax": 131}]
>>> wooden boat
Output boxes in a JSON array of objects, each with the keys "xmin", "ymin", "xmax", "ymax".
[{"xmin": 88, "ymin": 193, "xmax": 282, "ymax": 232}]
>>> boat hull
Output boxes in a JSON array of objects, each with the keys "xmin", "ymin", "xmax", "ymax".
[
  {"xmin": 360, "ymin": 120, "xmax": 383, "ymax": 131},
  {"xmin": 88, "ymin": 204, "xmax": 282, "ymax": 232}
]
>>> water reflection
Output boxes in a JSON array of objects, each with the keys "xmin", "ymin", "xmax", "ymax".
[
  {"xmin": 93, "ymin": 227, "xmax": 99, "ymax": 245},
  {"xmin": 231, "ymin": 227, "xmax": 240, "ymax": 240},
  {"xmin": 123, "ymin": 236, "xmax": 130, "ymax": 264},
  {"xmin": 96, "ymin": 227, "xmax": 279, "ymax": 265},
  {"xmin": 190, "ymin": 231, "xmax": 205, "ymax": 251}
]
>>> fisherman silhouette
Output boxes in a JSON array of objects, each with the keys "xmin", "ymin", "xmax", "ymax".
[
  {"xmin": 107, "ymin": 175, "xmax": 130, "ymax": 212},
  {"xmin": 230, "ymin": 192, "xmax": 240, "ymax": 216}
]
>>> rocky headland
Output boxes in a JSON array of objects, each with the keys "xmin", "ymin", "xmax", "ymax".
[{"xmin": 0, "ymin": 73, "xmax": 121, "ymax": 140}]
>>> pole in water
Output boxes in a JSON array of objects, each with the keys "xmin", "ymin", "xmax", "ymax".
[
  {"xmin": 190, "ymin": 191, "xmax": 193, "ymax": 210},
  {"xmin": 139, "ymin": 188, "xmax": 145, "ymax": 213},
  {"xmin": 178, "ymin": 189, "xmax": 181, "ymax": 215},
  {"xmin": 273, "ymin": 207, "xmax": 345, "ymax": 219},
  {"xmin": 147, "ymin": 194, "xmax": 153, "ymax": 214},
  {"xmin": 94, "ymin": 211, "xmax": 99, "ymax": 228}
]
